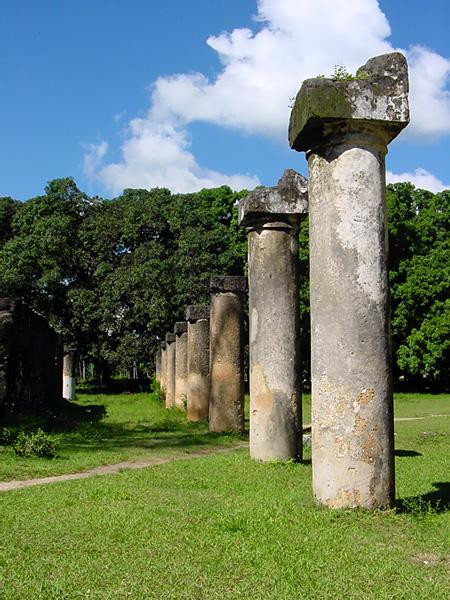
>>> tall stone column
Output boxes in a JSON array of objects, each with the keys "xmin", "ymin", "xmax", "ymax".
[
  {"xmin": 174, "ymin": 322, "xmax": 188, "ymax": 409},
  {"xmin": 289, "ymin": 53, "xmax": 409, "ymax": 508},
  {"xmin": 155, "ymin": 348, "xmax": 161, "ymax": 384},
  {"xmin": 165, "ymin": 333, "xmax": 176, "ymax": 408},
  {"xmin": 160, "ymin": 341, "xmax": 167, "ymax": 397},
  {"xmin": 209, "ymin": 276, "xmax": 247, "ymax": 433},
  {"xmin": 186, "ymin": 305, "xmax": 210, "ymax": 422},
  {"xmin": 62, "ymin": 351, "xmax": 76, "ymax": 400},
  {"xmin": 239, "ymin": 169, "xmax": 308, "ymax": 462}
]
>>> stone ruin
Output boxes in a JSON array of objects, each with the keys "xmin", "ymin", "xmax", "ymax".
[
  {"xmin": 157, "ymin": 52, "xmax": 410, "ymax": 510},
  {"xmin": 289, "ymin": 52, "xmax": 409, "ymax": 508},
  {"xmin": 186, "ymin": 305, "xmax": 209, "ymax": 422},
  {"xmin": 0, "ymin": 298, "xmax": 62, "ymax": 415},
  {"xmin": 239, "ymin": 169, "xmax": 308, "ymax": 462}
]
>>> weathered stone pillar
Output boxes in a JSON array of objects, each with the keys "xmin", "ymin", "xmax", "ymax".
[
  {"xmin": 165, "ymin": 333, "xmax": 176, "ymax": 408},
  {"xmin": 174, "ymin": 322, "xmax": 188, "ymax": 409},
  {"xmin": 63, "ymin": 351, "xmax": 76, "ymax": 400},
  {"xmin": 289, "ymin": 53, "xmax": 409, "ymax": 508},
  {"xmin": 239, "ymin": 169, "xmax": 308, "ymax": 462},
  {"xmin": 209, "ymin": 276, "xmax": 247, "ymax": 433},
  {"xmin": 160, "ymin": 341, "xmax": 166, "ymax": 396},
  {"xmin": 186, "ymin": 305, "xmax": 210, "ymax": 422},
  {"xmin": 155, "ymin": 348, "xmax": 161, "ymax": 384}
]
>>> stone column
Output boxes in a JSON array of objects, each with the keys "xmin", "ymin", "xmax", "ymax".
[
  {"xmin": 174, "ymin": 322, "xmax": 188, "ymax": 409},
  {"xmin": 165, "ymin": 333, "xmax": 176, "ymax": 408},
  {"xmin": 155, "ymin": 348, "xmax": 161, "ymax": 384},
  {"xmin": 186, "ymin": 305, "xmax": 210, "ymax": 422},
  {"xmin": 62, "ymin": 351, "xmax": 76, "ymax": 400},
  {"xmin": 239, "ymin": 169, "xmax": 308, "ymax": 462},
  {"xmin": 160, "ymin": 341, "xmax": 167, "ymax": 396},
  {"xmin": 209, "ymin": 276, "xmax": 247, "ymax": 433},
  {"xmin": 289, "ymin": 53, "xmax": 409, "ymax": 508}
]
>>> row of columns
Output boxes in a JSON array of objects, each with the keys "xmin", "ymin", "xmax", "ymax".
[
  {"xmin": 157, "ymin": 276, "xmax": 247, "ymax": 433},
  {"xmin": 156, "ymin": 53, "xmax": 409, "ymax": 510}
]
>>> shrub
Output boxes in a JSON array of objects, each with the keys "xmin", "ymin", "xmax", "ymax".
[
  {"xmin": 0, "ymin": 427, "xmax": 17, "ymax": 445},
  {"xmin": 151, "ymin": 377, "xmax": 164, "ymax": 405},
  {"xmin": 13, "ymin": 428, "xmax": 57, "ymax": 458}
]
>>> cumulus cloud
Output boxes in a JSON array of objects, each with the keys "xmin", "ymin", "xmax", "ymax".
[
  {"xmin": 387, "ymin": 168, "xmax": 449, "ymax": 193},
  {"xmin": 83, "ymin": 141, "xmax": 108, "ymax": 179},
  {"xmin": 97, "ymin": 122, "xmax": 259, "ymax": 194},
  {"xmin": 85, "ymin": 0, "xmax": 450, "ymax": 194},
  {"xmin": 407, "ymin": 46, "xmax": 450, "ymax": 138},
  {"xmin": 151, "ymin": 0, "xmax": 392, "ymax": 137}
]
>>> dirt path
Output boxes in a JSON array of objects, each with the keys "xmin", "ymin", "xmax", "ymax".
[
  {"xmin": 394, "ymin": 414, "xmax": 449, "ymax": 421},
  {"xmin": 303, "ymin": 414, "xmax": 449, "ymax": 428},
  {"xmin": 0, "ymin": 443, "xmax": 248, "ymax": 493},
  {"xmin": 2, "ymin": 413, "xmax": 447, "ymax": 493}
]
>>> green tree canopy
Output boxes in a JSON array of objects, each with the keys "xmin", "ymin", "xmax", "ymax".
[{"xmin": 0, "ymin": 178, "xmax": 447, "ymax": 390}]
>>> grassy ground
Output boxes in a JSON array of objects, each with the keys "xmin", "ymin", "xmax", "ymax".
[
  {"xmin": 0, "ymin": 393, "xmax": 448, "ymax": 599},
  {"xmin": 0, "ymin": 391, "xmax": 243, "ymax": 481}
]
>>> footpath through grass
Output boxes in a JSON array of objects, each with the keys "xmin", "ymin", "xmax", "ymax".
[
  {"xmin": 0, "ymin": 393, "xmax": 448, "ymax": 598},
  {"xmin": 0, "ymin": 390, "xmax": 243, "ymax": 481}
]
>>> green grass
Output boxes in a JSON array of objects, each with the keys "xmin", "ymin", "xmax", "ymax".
[
  {"xmin": 0, "ymin": 393, "xmax": 448, "ymax": 598},
  {"xmin": 0, "ymin": 392, "xmax": 244, "ymax": 481}
]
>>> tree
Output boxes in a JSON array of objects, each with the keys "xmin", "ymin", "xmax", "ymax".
[
  {"xmin": 387, "ymin": 184, "xmax": 449, "ymax": 389},
  {"xmin": 0, "ymin": 196, "xmax": 20, "ymax": 247}
]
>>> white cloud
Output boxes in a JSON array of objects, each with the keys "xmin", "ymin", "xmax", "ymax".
[
  {"xmin": 387, "ymin": 168, "xmax": 449, "ymax": 193},
  {"xmin": 82, "ymin": 141, "xmax": 108, "ymax": 179},
  {"xmin": 407, "ymin": 46, "xmax": 450, "ymax": 138},
  {"xmin": 97, "ymin": 122, "xmax": 259, "ymax": 194},
  {"xmin": 150, "ymin": 0, "xmax": 392, "ymax": 138},
  {"xmin": 85, "ymin": 0, "xmax": 450, "ymax": 194}
]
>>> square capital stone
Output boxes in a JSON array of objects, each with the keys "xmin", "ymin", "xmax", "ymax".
[
  {"xmin": 165, "ymin": 332, "xmax": 176, "ymax": 343},
  {"xmin": 289, "ymin": 52, "xmax": 409, "ymax": 152},
  {"xmin": 239, "ymin": 169, "xmax": 308, "ymax": 228},
  {"xmin": 186, "ymin": 305, "xmax": 209, "ymax": 322},
  {"xmin": 209, "ymin": 276, "xmax": 247, "ymax": 294},
  {"xmin": 174, "ymin": 321, "xmax": 188, "ymax": 335}
]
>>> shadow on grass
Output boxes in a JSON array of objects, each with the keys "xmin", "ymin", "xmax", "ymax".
[
  {"xmin": 55, "ymin": 411, "xmax": 248, "ymax": 455},
  {"xmin": 4, "ymin": 395, "xmax": 248, "ymax": 457},
  {"xmin": 396, "ymin": 481, "xmax": 449, "ymax": 514},
  {"xmin": 76, "ymin": 378, "xmax": 151, "ymax": 395},
  {"xmin": 2, "ymin": 399, "xmax": 106, "ymax": 432},
  {"xmin": 395, "ymin": 449, "xmax": 423, "ymax": 457},
  {"xmin": 71, "ymin": 431, "xmax": 244, "ymax": 452}
]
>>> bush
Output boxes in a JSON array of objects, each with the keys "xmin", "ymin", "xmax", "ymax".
[
  {"xmin": 13, "ymin": 428, "xmax": 57, "ymax": 458},
  {"xmin": 0, "ymin": 427, "xmax": 17, "ymax": 445},
  {"xmin": 150, "ymin": 377, "xmax": 164, "ymax": 405}
]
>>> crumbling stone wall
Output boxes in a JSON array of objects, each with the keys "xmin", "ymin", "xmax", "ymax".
[{"xmin": 0, "ymin": 298, "xmax": 62, "ymax": 415}]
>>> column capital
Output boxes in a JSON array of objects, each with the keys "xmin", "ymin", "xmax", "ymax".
[
  {"xmin": 289, "ymin": 52, "xmax": 409, "ymax": 153},
  {"xmin": 165, "ymin": 332, "xmax": 176, "ymax": 343},
  {"xmin": 174, "ymin": 321, "xmax": 188, "ymax": 335},
  {"xmin": 186, "ymin": 305, "xmax": 209, "ymax": 322},
  {"xmin": 209, "ymin": 276, "xmax": 247, "ymax": 294},
  {"xmin": 161, "ymin": 341, "xmax": 167, "ymax": 350},
  {"xmin": 239, "ymin": 169, "xmax": 308, "ymax": 230}
]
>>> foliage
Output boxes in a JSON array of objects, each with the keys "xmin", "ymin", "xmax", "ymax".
[
  {"xmin": 330, "ymin": 65, "xmax": 369, "ymax": 82},
  {"xmin": 0, "ymin": 196, "xmax": 20, "ymax": 247},
  {"xmin": 331, "ymin": 64, "xmax": 355, "ymax": 81},
  {"xmin": 0, "ymin": 177, "xmax": 447, "ymax": 390},
  {"xmin": 0, "ymin": 427, "xmax": 16, "ymax": 446},
  {"xmin": 13, "ymin": 428, "xmax": 57, "ymax": 458},
  {"xmin": 387, "ymin": 184, "xmax": 449, "ymax": 388}
]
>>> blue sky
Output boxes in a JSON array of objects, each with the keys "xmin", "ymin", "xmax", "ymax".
[{"xmin": 1, "ymin": 0, "xmax": 449, "ymax": 201}]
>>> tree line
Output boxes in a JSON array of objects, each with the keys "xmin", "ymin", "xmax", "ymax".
[{"xmin": 0, "ymin": 178, "xmax": 448, "ymax": 391}]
